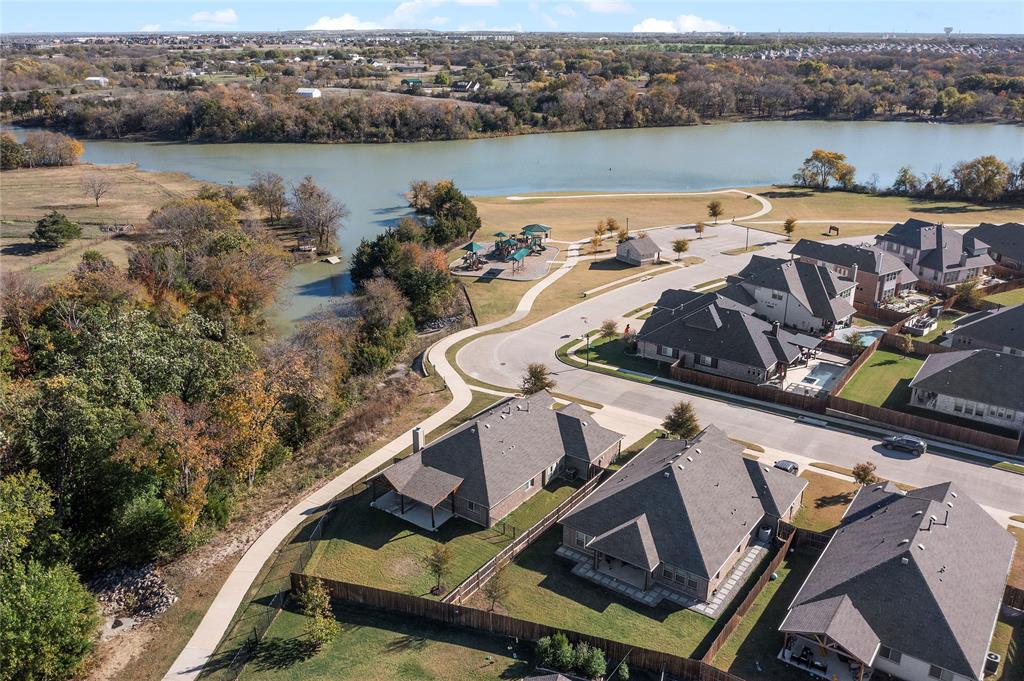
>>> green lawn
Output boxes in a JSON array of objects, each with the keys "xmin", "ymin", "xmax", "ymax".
[
  {"xmin": 610, "ymin": 429, "xmax": 666, "ymax": 469},
  {"xmin": 837, "ymin": 349, "xmax": 924, "ymax": 408},
  {"xmin": 791, "ymin": 471, "xmax": 857, "ymax": 533},
  {"xmin": 986, "ymin": 616, "xmax": 1024, "ymax": 681},
  {"xmin": 575, "ymin": 336, "xmax": 665, "ymax": 376},
  {"xmin": 710, "ymin": 552, "xmax": 816, "ymax": 680},
  {"xmin": 236, "ymin": 604, "xmax": 531, "ymax": 681},
  {"xmin": 918, "ymin": 310, "xmax": 965, "ymax": 343},
  {"xmin": 984, "ymin": 287, "xmax": 1024, "ymax": 307},
  {"xmin": 466, "ymin": 529, "xmax": 716, "ymax": 657},
  {"xmin": 306, "ymin": 480, "xmax": 581, "ymax": 598}
]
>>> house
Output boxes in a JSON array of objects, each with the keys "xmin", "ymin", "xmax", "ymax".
[
  {"xmin": 946, "ymin": 304, "xmax": 1024, "ymax": 355},
  {"xmin": 908, "ymin": 349, "xmax": 1024, "ymax": 434},
  {"xmin": 874, "ymin": 219, "xmax": 993, "ymax": 286},
  {"xmin": 84, "ymin": 76, "xmax": 110, "ymax": 87},
  {"xmin": 400, "ymin": 77, "xmax": 423, "ymax": 88},
  {"xmin": 965, "ymin": 222, "xmax": 1024, "ymax": 270},
  {"xmin": 559, "ymin": 426, "xmax": 806, "ymax": 604},
  {"xmin": 451, "ymin": 80, "xmax": 480, "ymax": 92},
  {"xmin": 636, "ymin": 288, "xmax": 821, "ymax": 384},
  {"xmin": 615, "ymin": 235, "xmax": 662, "ymax": 266},
  {"xmin": 780, "ymin": 482, "xmax": 1015, "ymax": 681},
  {"xmin": 789, "ymin": 239, "xmax": 917, "ymax": 306},
  {"xmin": 730, "ymin": 255, "xmax": 857, "ymax": 334},
  {"xmin": 370, "ymin": 392, "xmax": 623, "ymax": 530},
  {"xmin": 294, "ymin": 87, "xmax": 322, "ymax": 98}
]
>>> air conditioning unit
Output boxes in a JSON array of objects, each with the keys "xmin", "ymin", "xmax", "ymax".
[{"xmin": 985, "ymin": 651, "xmax": 1001, "ymax": 675}]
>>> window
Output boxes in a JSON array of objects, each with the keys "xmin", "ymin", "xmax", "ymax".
[
  {"xmin": 929, "ymin": 665, "xmax": 953, "ymax": 681},
  {"xmin": 878, "ymin": 646, "xmax": 902, "ymax": 664},
  {"xmin": 523, "ymin": 478, "xmax": 535, "ymax": 491},
  {"xmin": 686, "ymin": 575, "xmax": 699, "ymax": 589},
  {"xmin": 698, "ymin": 354, "xmax": 713, "ymax": 367},
  {"xmin": 954, "ymin": 399, "xmax": 964, "ymax": 413},
  {"xmin": 466, "ymin": 500, "xmax": 477, "ymax": 511},
  {"xmin": 659, "ymin": 345, "xmax": 674, "ymax": 358},
  {"xmin": 662, "ymin": 566, "xmax": 674, "ymax": 580},
  {"xmin": 771, "ymin": 291, "xmax": 784, "ymax": 301},
  {"xmin": 674, "ymin": 572, "xmax": 687, "ymax": 585},
  {"xmin": 575, "ymin": 531, "xmax": 591, "ymax": 548}
]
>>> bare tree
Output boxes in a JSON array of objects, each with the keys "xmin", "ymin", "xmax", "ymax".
[
  {"xmin": 248, "ymin": 171, "xmax": 287, "ymax": 222},
  {"xmin": 80, "ymin": 173, "xmax": 112, "ymax": 207},
  {"xmin": 291, "ymin": 176, "xmax": 348, "ymax": 255}
]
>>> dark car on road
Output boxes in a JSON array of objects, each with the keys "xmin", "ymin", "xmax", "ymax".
[
  {"xmin": 883, "ymin": 434, "xmax": 927, "ymax": 456},
  {"xmin": 773, "ymin": 460, "xmax": 799, "ymax": 474}
]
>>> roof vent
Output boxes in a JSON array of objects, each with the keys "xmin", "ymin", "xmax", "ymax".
[
  {"xmin": 484, "ymin": 424, "xmax": 491, "ymax": 429},
  {"xmin": 677, "ymin": 465, "xmax": 685, "ymax": 471},
  {"xmin": 500, "ymin": 414, "xmax": 506, "ymax": 419},
  {"xmin": 694, "ymin": 448, "xmax": 702, "ymax": 455},
  {"xmin": 901, "ymin": 557, "xmax": 909, "ymax": 565},
  {"xmin": 917, "ymin": 544, "xmax": 925, "ymax": 550},
  {"xmin": 686, "ymin": 456, "xmax": 693, "ymax": 462},
  {"xmin": 663, "ymin": 471, "xmax": 671, "ymax": 478},
  {"xmin": 898, "ymin": 539, "xmax": 910, "ymax": 546},
  {"xmin": 951, "ymin": 491, "xmax": 958, "ymax": 498},
  {"xmin": 946, "ymin": 502, "xmax": 953, "ymax": 508},
  {"xmin": 929, "ymin": 515, "xmax": 937, "ymax": 522},
  {"xmin": 912, "ymin": 511, "xmax": 923, "ymax": 517}
]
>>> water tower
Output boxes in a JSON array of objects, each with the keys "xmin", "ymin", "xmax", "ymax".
[{"xmin": 944, "ymin": 27, "xmax": 953, "ymax": 39}]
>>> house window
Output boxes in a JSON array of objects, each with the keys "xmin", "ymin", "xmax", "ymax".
[
  {"xmin": 523, "ymin": 478, "xmax": 535, "ymax": 491},
  {"xmin": 929, "ymin": 665, "xmax": 954, "ymax": 681},
  {"xmin": 771, "ymin": 291, "xmax": 784, "ymax": 300},
  {"xmin": 659, "ymin": 345, "xmax": 674, "ymax": 358},
  {"xmin": 662, "ymin": 566, "xmax": 674, "ymax": 580},
  {"xmin": 686, "ymin": 575, "xmax": 699, "ymax": 589},
  {"xmin": 575, "ymin": 531, "xmax": 591, "ymax": 548},
  {"xmin": 466, "ymin": 500, "xmax": 477, "ymax": 511},
  {"xmin": 878, "ymin": 646, "xmax": 902, "ymax": 664},
  {"xmin": 954, "ymin": 400, "xmax": 964, "ymax": 413},
  {"xmin": 697, "ymin": 354, "xmax": 714, "ymax": 367}
]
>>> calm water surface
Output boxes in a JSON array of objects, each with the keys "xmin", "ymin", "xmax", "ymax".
[{"xmin": 38, "ymin": 121, "xmax": 1024, "ymax": 327}]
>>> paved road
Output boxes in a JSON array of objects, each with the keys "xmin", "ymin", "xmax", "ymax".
[{"xmin": 458, "ymin": 224, "xmax": 1024, "ymax": 516}]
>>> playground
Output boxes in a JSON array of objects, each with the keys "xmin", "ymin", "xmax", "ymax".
[{"xmin": 451, "ymin": 224, "xmax": 562, "ymax": 281}]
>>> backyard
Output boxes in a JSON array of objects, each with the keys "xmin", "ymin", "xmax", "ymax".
[
  {"xmin": 984, "ymin": 287, "xmax": 1024, "ymax": 308},
  {"xmin": 918, "ymin": 309, "xmax": 966, "ymax": 343},
  {"xmin": 791, "ymin": 471, "xmax": 858, "ymax": 533},
  {"xmin": 464, "ymin": 529, "xmax": 716, "ymax": 657},
  {"xmin": 305, "ymin": 479, "xmax": 582, "ymax": 598},
  {"xmin": 837, "ymin": 348, "xmax": 923, "ymax": 408}
]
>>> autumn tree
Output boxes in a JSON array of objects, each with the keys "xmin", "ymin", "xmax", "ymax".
[
  {"xmin": 897, "ymin": 334, "xmax": 914, "ymax": 357},
  {"xmin": 248, "ymin": 171, "xmax": 287, "ymax": 222},
  {"xmin": 795, "ymin": 149, "xmax": 857, "ymax": 190},
  {"xmin": 21, "ymin": 130, "xmax": 83, "ymax": 167},
  {"xmin": 954, "ymin": 278, "xmax": 981, "ymax": 307},
  {"xmin": 291, "ymin": 176, "xmax": 348, "ymax": 255},
  {"xmin": 672, "ymin": 239, "xmax": 689, "ymax": 260},
  {"xmin": 297, "ymin": 577, "xmax": 339, "ymax": 651},
  {"xmin": 694, "ymin": 221, "xmax": 705, "ymax": 239},
  {"xmin": 215, "ymin": 369, "xmax": 283, "ymax": 487},
  {"xmin": 521, "ymin": 362, "xmax": 556, "ymax": 395},
  {"xmin": 590, "ymin": 234, "xmax": 603, "ymax": 253},
  {"xmin": 852, "ymin": 461, "xmax": 879, "ymax": 486},
  {"xmin": 951, "ymin": 155, "xmax": 1010, "ymax": 202},
  {"xmin": 707, "ymin": 199, "xmax": 724, "ymax": 223},
  {"xmin": 783, "ymin": 217, "xmax": 798, "ymax": 239},
  {"xmin": 423, "ymin": 543, "xmax": 454, "ymax": 594},
  {"xmin": 891, "ymin": 166, "xmax": 922, "ymax": 195},
  {"xmin": 30, "ymin": 211, "xmax": 81, "ymax": 248},
  {"xmin": 663, "ymin": 400, "xmax": 700, "ymax": 440},
  {"xmin": 600, "ymin": 319, "xmax": 618, "ymax": 338},
  {"xmin": 594, "ymin": 219, "xmax": 608, "ymax": 238},
  {"xmin": 483, "ymin": 570, "xmax": 510, "ymax": 612}
]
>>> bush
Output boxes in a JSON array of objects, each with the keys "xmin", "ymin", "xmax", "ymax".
[
  {"xmin": 30, "ymin": 211, "xmax": 82, "ymax": 248},
  {"xmin": 579, "ymin": 644, "xmax": 607, "ymax": 678},
  {"xmin": 202, "ymin": 481, "xmax": 235, "ymax": 529},
  {"xmin": 109, "ymin": 487, "xmax": 180, "ymax": 564},
  {"xmin": 551, "ymin": 632, "xmax": 573, "ymax": 670}
]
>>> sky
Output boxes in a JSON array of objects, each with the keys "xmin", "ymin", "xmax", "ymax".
[{"xmin": 2, "ymin": 1, "xmax": 1022, "ymax": 35}]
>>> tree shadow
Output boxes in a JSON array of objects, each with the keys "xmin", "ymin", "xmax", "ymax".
[
  {"xmin": 882, "ymin": 378, "xmax": 913, "ymax": 410},
  {"xmin": 250, "ymin": 636, "xmax": 318, "ymax": 671},
  {"xmin": 588, "ymin": 259, "xmax": 633, "ymax": 272},
  {"xmin": 759, "ymin": 189, "xmax": 815, "ymax": 199},
  {"xmin": 1, "ymin": 242, "xmax": 50, "ymax": 257},
  {"xmin": 815, "ymin": 491, "xmax": 854, "ymax": 509},
  {"xmin": 870, "ymin": 359, "xmax": 898, "ymax": 367}
]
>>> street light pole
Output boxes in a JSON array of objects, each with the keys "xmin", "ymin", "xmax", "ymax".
[{"xmin": 581, "ymin": 316, "xmax": 590, "ymax": 367}]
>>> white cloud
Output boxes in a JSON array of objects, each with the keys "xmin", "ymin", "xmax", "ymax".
[
  {"xmin": 457, "ymin": 19, "xmax": 523, "ymax": 31},
  {"xmin": 189, "ymin": 8, "xmax": 238, "ymax": 25},
  {"xmin": 140, "ymin": 23, "xmax": 161, "ymax": 32},
  {"xmin": 586, "ymin": 1, "xmax": 632, "ymax": 13},
  {"xmin": 554, "ymin": 4, "xmax": 576, "ymax": 17},
  {"xmin": 306, "ymin": 13, "xmax": 379, "ymax": 30},
  {"xmin": 633, "ymin": 14, "xmax": 736, "ymax": 33}
]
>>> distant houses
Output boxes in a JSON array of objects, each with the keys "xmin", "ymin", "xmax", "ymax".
[
  {"xmin": 947, "ymin": 304, "xmax": 1024, "ymax": 355},
  {"xmin": 615, "ymin": 235, "xmax": 662, "ymax": 266},
  {"xmin": 780, "ymin": 481, "xmax": 1014, "ymax": 681},
  {"xmin": 874, "ymin": 219, "xmax": 993, "ymax": 287},
  {"xmin": 451, "ymin": 80, "xmax": 480, "ymax": 93},
  {"xmin": 965, "ymin": 222, "xmax": 1024, "ymax": 271},
  {"xmin": 908, "ymin": 348, "xmax": 1024, "ymax": 434},
  {"xmin": 84, "ymin": 76, "xmax": 110, "ymax": 87},
  {"xmin": 295, "ymin": 87, "xmax": 322, "ymax": 98},
  {"xmin": 370, "ymin": 391, "xmax": 623, "ymax": 530},
  {"xmin": 789, "ymin": 239, "xmax": 917, "ymax": 306}
]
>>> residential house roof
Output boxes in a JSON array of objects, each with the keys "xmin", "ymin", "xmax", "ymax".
[
  {"xmin": 966, "ymin": 222, "xmax": 1024, "ymax": 264},
  {"xmin": 948, "ymin": 304, "xmax": 1024, "ymax": 353},
  {"xmin": 789, "ymin": 239, "xmax": 917, "ymax": 280},
  {"xmin": 638, "ymin": 289, "xmax": 821, "ymax": 371},
  {"xmin": 377, "ymin": 392, "xmax": 623, "ymax": 509},
  {"xmin": 560, "ymin": 426, "xmax": 807, "ymax": 579},
  {"xmin": 618, "ymin": 235, "xmax": 661, "ymax": 258},
  {"xmin": 735, "ymin": 255, "xmax": 857, "ymax": 323},
  {"xmin": 909, "ymin": 348, "xmax": 1024, "ymax": 411},
  {"xmin": 785, "ymin": 482, "xmax": 1015, "ymax": 676},
  {"xmin": 876, "ymin": 220, "xmax": 993, "ymax": 273}
]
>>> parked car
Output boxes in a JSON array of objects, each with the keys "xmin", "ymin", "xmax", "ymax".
[
  {"xmin": 774, "ymin": 459, "xmax": 799, "ymax": 474},
  {"xmin": 883, "ymin": 434, "xmax": 927, "ymax": 455}
]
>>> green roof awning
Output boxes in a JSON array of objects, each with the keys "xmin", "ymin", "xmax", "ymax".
[
  {"xmin": 523, "ymin": 223, "xmax": 551, "ymax": 233},
  {"xmin": 493, "ymin": 231, "xmax": 510, "ymax": 238},
  {"xmin": 463, "ymin": 242, "xmax": 487, "ymax": 253},
  {"xmin": 507, "ymin": 247, "xmax": 530, "ymax": 262}
]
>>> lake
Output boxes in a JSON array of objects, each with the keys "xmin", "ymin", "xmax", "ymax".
[{"xmin": 26, "ymin": 120, "xmax": 1024, "ymax": 327}]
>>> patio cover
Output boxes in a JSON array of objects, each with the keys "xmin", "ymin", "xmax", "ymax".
[
  {"xmin": 493, "ymin": 231, "xmax": 510, "ymax": 238},
  {"xmin": 779, "ymin": 595, "xmax": 880, "ymax": 664},
  {"xmin": 523, "ymin": 223, "xmax": 552, "ymax": 233},
  {"xmin": 507, "ymin": 247, "xmax": 530, "ymax": 262},
  {"xmin": 380, "ymin": 458, "xmax": 463, "ymax": 508},
  {"xmin": 463, "ymin": 241, "xmax": 487, "ymax": 254}
]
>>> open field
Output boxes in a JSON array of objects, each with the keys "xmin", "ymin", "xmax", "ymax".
[
  {"xmin": 837, "ymin": 349, "xmax": 924, "ymax": 408},
  {"xmin": 792, "ymin": 471, "xmax": 858, "ymax": 532},
  {"xmin": 984, "ymin": 287, "xmax": 1024, "ymax": 307},
  {"xmin": 236, "ymin": 604, "xmax": 531, "ymax": 681},
  {"xmin": 0, "ymin": 163, "xmax": 205, "ymax": 283},
  {"xmin": 473, "ymin": 192, "xmax": 754, "ymax": 242},
  {"xmin": 306, "ymin": 480, "xmax": 581, "ymax": 598},
  {"xmin": 465, "ymin": 529, "xmax": 716, "ymax": 657}
]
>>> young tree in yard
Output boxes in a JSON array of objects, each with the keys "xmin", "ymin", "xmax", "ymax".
[
  {"xmin": 590, "ymin": 234, "xmax": 603, "ymax": 254},
  {"xmin": 847, "ymin": 331, "xmax": 866, "ymax": 356},
  {"xmin": 248, "ymin": 171, "xmax": 287, "ymax": 222},
  {"xmin": 600, "ymin": 319, "xmax": 618, "ymax": 338},
  {"xmin": 521, "ymin": 362, "xmax": 556, "ymax": 395},
  {"xmin": 897, "ymin": 334, "xmax": 914, "ymax": 357},
  {"xmin": 30, "ymin": 211, "xmax": 81, "ymax": 248},
  {"xmin": 80, "ymin": 173, "xmax": 112, "ymax": 207},
  {"xmin": 852, "ymin": 461, "xmax": 879, "ymax": 486},
  {"xmin": 954, "ymin": 278, "xmax": 981, "ymax": 308},
  {"xmin": 663, "ymin": 401, "xmax": 701, "ymax": 440},
  {"xmin": 423, "ymin": 543, "xmax": 454, "ymax": 594},
  {"xmin": 606, "ymin": 217, "xmax": 622, "ymax": 236},
  {"xmin": 783, "ymin": 217, "xmax": 798, "ymax": 240},
  {"xmin": 298, "ymin": 578, "xmax": 338, "ymax": 651},
  {"xmin": 578, "ymin": 644, "xmax": 607, "ymax": 679},
  {"xmin": 707, "ymin": 200, "xmax": 724, "ymax": 224},
  {"xmin": 594, "ymin": 219, "xmax": 608, "ymax": 238},
  {"xmin": 694, "ymin": 221, "xmax": 705, "ymax": 239},
  {"xmin": 672, "ymin": 239, "xmax": 689, "ymax": 260},
  {"xmin": 291, "ymin": 176, "xmax": 348, "ymax": 254},
  {"xmin": 482, "ymin": 570, "xmax": 510, "ymax": 612}
]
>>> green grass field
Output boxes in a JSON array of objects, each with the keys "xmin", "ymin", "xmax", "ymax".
[
  {"xmin": 837, "ymin": 349, "xmax": 924, "ymax": 408},
  {"xmin": 918, "ymin": 310, "xmax": 965, "ymax": 343},
  {"xmin": 984, "ymin": 287, "xmax": 1024, "ymax": 307}
]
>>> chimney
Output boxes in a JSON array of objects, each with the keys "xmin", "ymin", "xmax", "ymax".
[
  {"xmin": 851, "ymin": 263, "xmax": 858, "ymax": 282},
  {"xmin": 959, "ymin": 251, "xmax": 967, "ymax": 267},
  {"xmin": 412, "ymin": 426, "xmax": 423, "ymax": 453},
  {"xmin": 771, "ymin": 321, "xmax": 781, "ymax": 337}
]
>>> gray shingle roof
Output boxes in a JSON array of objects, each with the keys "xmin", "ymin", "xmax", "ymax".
[
  {"xmin": 560, "ymin": 426, "xmax": 807, "ymax": 579},
  {"xmin": 381, "ymin": 459, "xmax": 463, "ymax": 507},
  {"xmin": 789, "ymin": 239, "xmax": 913, "ymax": 279},
  {"xmin": 638, "ymin": 288, "xmax": 820, "ymax": 371},
  {"xmin": 909, "ymin": 348, "xmax": 1024, "ymax": 411},
  {"xmin": 876, "ymin": 220, "xmax": 993, "ymax": 273},
  {"xmin": 966, "ymin": 222, "xmax": 1024, "ymax": 264},
  {"xmin": 378, "ymin": 392, "xmax": 623, "ymax": 509},
  {"xmin": 787, "ymin": 482, "xmax": 1016, "ymax": 677},
  {"xmin": 948, "ymin": 304, "xmax": 1024, "ymax": 353},
  {"xmin": 736, "ymin": 255, "xmax": 857, "ymax": 323},
  {"xmin": 619, "ymin": 235, "xmax": 661, "ymax": 258},
  {"xmin": 780, "ymin": 595, "xmax": 880, "ymax": 663}
]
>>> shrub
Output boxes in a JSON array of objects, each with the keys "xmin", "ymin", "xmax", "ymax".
[
  {"xmin": 30, "ymin": 211, "xmax": 82, "ymax": 248},
  {"xmin": 579, "ymin": 644, "xmax": 607, "ymax": 678},
  {"xmin": 551, "ymin": 632, "xmax": 573, "ymax": 670}
]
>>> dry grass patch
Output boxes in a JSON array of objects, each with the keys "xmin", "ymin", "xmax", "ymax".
[
  {"xmin": 473, "ymin": 191, "xmax": 755, "ymax": 242},
  {"xmin": 793, "ymin": 471, "xmax": 858, "ymax": 532}
]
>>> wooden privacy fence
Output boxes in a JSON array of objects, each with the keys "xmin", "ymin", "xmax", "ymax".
[
  {"xmin": 442, "ymin": 472, "xmax": 606, "ymax": 604},
  {"xmin": 879, "ymin": 331, "xmax": 953, "ymax": 357},
  {"xmin": 1004, "ymin": 584, "xmax": 1024, "ymax": 611},
  {"xmin": 828, "ymin": 337, "xmax": 881, "ymax": 395},
  {"xmin": 827, "ymin": 396, "xmax": 1021, "ymax": 456},
  {"xmin": 701, "ymin": 530, "xmax": 795, "ymax": 663},
  {"xmin": 668, "ymin": 365, "xmax": 828, "ymax": 414},
  {"xmin": 852, "ymin": 302, "xmax": 916, "ymax": 325},
  {"xmin": 293, "ymin": 574, "xmax": 747, "ymax": 681}
]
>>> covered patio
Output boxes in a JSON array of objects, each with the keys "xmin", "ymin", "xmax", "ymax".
[
  {"xmin": 371, "ymin": 460, "xmax": 463, "ymax": 531},
  {"xmin": 779, "ymin": 595, "xmax": 877, "ymax": 681},
  {"xmin": 777, "ymin": 634, "xmax": 871, "ymax": 681}
]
